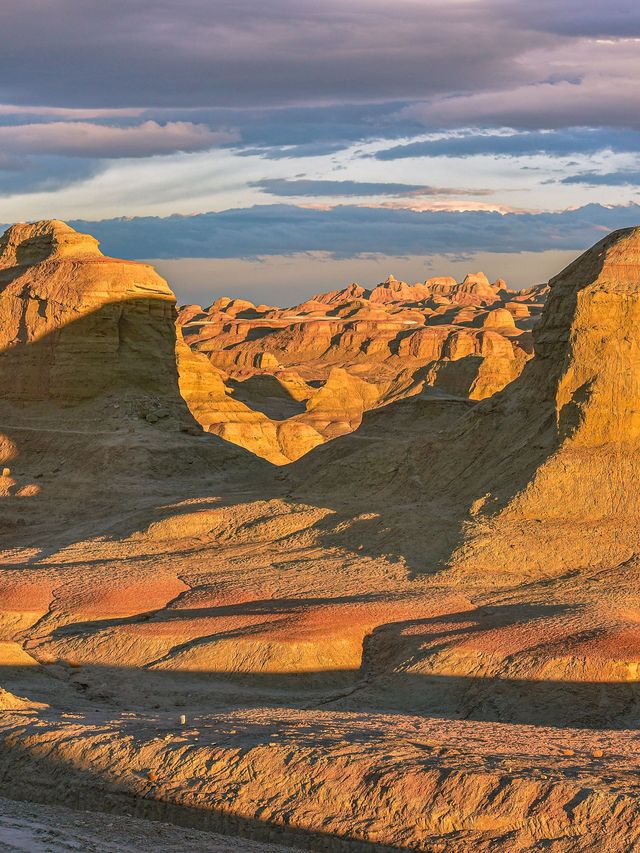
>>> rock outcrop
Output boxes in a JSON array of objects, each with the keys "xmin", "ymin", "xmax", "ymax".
[
  {"xmin": 0, "ymin": 221, "xmax": 266, "ymax": 535},
  {"xmin": 431, "ymin": 226, "xmax": 640, "ymax": 534},
  {"xmin": 179, "ymin": 269, "xmax": 546, "ymax": 461},
  {"xmin": 0, "ymin": 220, "xmax": 184, "ymax": 405}
]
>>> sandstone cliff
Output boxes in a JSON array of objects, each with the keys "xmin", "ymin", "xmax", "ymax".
[{"xmin": 0, "ymin": 220, "xmax": 183, "ymax": 405}]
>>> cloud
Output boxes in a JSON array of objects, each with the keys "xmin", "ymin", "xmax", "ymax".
[
  {"xmin": 251, "ymin": 179, "xmax": 493, "ymax": 198},
  {"xmin": 67, "ymin": 202, "xmax": 640, "ymax": 261},
  {"xmin": 0, "ymin": 1, "xmax": 550, "ymax": 109},
  {"xmin": 218, "ymin": 101, "xmax": 425, "ymax": 157},
  {"xmin": 562, "ymin": 170, "xmax": 640, "ymax": 186},
  {"xmin": 406, "ymin": 76, "xmax": 640, "ymax": 131},
  {"xmin": 240, "ymin": 142, "xmax": 354, "ymax": 160},
  {"xmin": 0, "ymin": 156, "xmax": 101, "ymax": 195},
  {"xmin": 500, "ymin": 1, "xmax": 640, "ymax": 38},
  {"xmin": 375, "ymin": 128, "xmax": 640, "ymax": 161},
  {"xmin": 0, "ymin": 121, "xmax": 235, "ymax": 159},
  {"xmin": 0, "ymin": 104, "xmax": 144, "ymax": 119}
]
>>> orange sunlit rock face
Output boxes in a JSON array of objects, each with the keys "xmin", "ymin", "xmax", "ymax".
[{"xmin": 177, "ymin": 271, "xmax": 544, "ymax": 462}]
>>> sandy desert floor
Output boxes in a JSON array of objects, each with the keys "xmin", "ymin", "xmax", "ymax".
[{"xmin": 1, "ymin": 451, "xmax": 639, "ymax": 852}]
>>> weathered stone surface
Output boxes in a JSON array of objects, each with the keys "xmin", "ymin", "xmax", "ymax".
[
  {"xmin": 0, "ymin": 220, "xmax": 181, "ymax": 404},
  {"xmin": 178, "ymin": 267, "xmax": 544, "ymax": 460}
]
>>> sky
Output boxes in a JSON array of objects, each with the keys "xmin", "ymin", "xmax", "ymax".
[{"xmin": 1, "ymin": 0, "xmax": 640, "ymax": 304}]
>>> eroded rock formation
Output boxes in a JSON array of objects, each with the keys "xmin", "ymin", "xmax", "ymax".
[
  {"xmin": 0, "ymin": 220, "xmax": 266, "ymax": 527},
  {"xmin": 178, "ymin": 268, "xmax": 545, "ymax": 462},
  {"xmin": 0, "ymin": 220, "xmax": 184, "ymax": 405},
  {"xmin": 2, "ymin": 223, "xmax": 640, "ymax": 852}
]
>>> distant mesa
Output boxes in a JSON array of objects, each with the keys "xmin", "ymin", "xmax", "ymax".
[{"xmin": 480, "ymin": 307, "xmax": 517, "ymax": 330}]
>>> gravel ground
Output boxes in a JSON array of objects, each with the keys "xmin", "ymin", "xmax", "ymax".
[{"xmin": 0, "ymin": 796, "xmax": 294, "ymax": 853}]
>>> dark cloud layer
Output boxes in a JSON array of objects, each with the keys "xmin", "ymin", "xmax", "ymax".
[
  {"xmin": 0, "ymin": 1, "xmax": 543, "ymax": 110},
  {"xmin": 562, "ymin": 170, "xmax": 640, "ymax": 186},
  {"xmin": 0, "ymin": 0, "xmax": 636, "ymax": 132},
  {"xmin": 251, "ymin": 179, "xmax": 492, "ymax": 198},
  {"xmin": 375, "ymin": 128, "xmax": 640, "ymax": 161},
  {"xmin": 0, "ymin": 156, "xmax": 100, "ymax": 195},
  {"xmin": 68, "ymin": 203, "xmax": 640, "ymax": 261},
  {"xmin": 219, "ymin": 102, "xmax": 424, "ymax": 158},
  {"xmin": 502, "ymin": 0, "xmax": 640, "ymax": 37},
  {"xmin": 0, "ymin": 1, "xmax": 637, "ymax": 184}
]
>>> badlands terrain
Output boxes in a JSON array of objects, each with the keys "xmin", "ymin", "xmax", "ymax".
[
  {"xmin": 178, "ymin": 269, "xmax": 545, "ymax": 462},
  {"xmin": 0, "ymin": 220, "xmax": 640, "ymax": 850}
]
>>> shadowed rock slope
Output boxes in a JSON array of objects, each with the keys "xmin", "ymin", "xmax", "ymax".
[
  {"xmin": 417, "ymin": 225, "xmax": 640, "ymax": 572},
  {"xmin": 0, "ymin": 220, "xmax": 269, "ymax": 544},
  {"xmin": 290, "ymin": 226, "xmax": 640, "ymax": 731},
  {"xmin": 296, "ymin": 226, "xmax": 640, "ymax": 569},
  {"xmin": 0, "ymin": 220, "xmax": 182, "ymax": 403}
]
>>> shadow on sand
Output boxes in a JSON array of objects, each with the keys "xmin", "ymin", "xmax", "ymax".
[{"xmin": 11, "ymin": 602, "xmax": 640, "ymax": 730}]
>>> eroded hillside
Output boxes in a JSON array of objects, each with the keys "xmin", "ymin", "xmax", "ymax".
[{"xmin": 178, "ymin": 272, "xmax": 548, "ymax": 462}]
